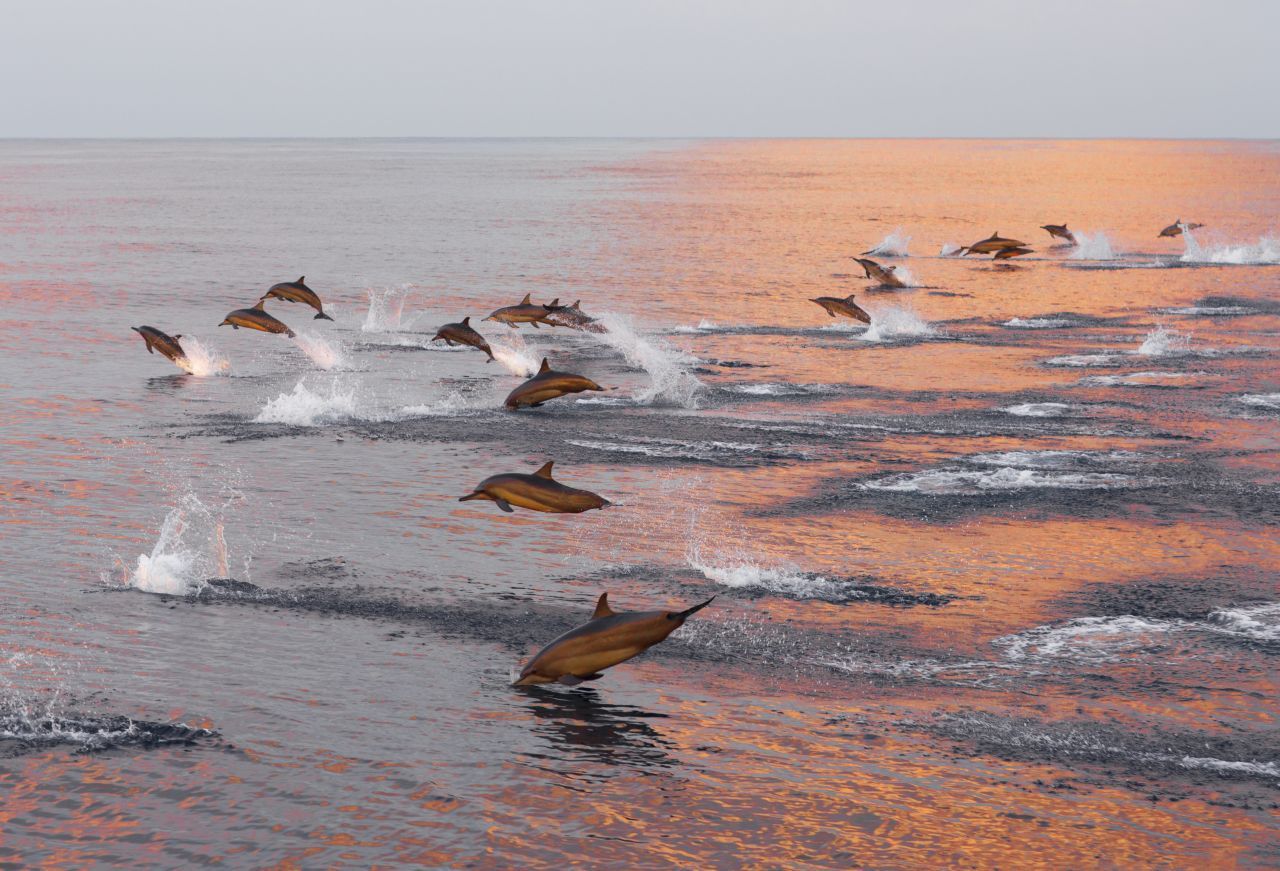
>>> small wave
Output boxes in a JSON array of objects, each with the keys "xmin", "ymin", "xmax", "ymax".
[
  {"xmin": 1079, "ymin": 371, "xmax": 1205, "ymax": 387},
  {"xmin": 1161, "ymin": 305, "xmax": 1257, "ymax": 316},
  {"xmin": 966, "ymin": 450, "xmax": 1144, "ymax": 469},
  {"xmin": 566, "ymin": 435, "xmax": 801, "ymax": 461},
  {"xmin": 721, "ymin": 382, "xmax": 835, "ymax": 397},
  {"xmin": 1204, "ymin": 603, "xmax": 1280, "ymax": 643},
  {"xmin": 863, "ymin": 229, "xmax": 911, "ymax": 257},
  {"xmin": 0, "ymin": 706, "xmax": 216, "ymax": 756},
  {"xmin": 1239, "ymin": 393, "xmax": 1280, "ymax": 410},
  {"xmin": 999, "ymin": 402, "xmax": 1076, "ymax": 417},
  {"xmin": 1181, "ymin": 231, "xmax": 1280, "ymax": 265},
  {"xmin": 397, "ymin": 391, "xmax": 483, "ymax": 418},
  {"xmin": 1137, "ymin": 325, "xmax": 1193, "ymax": 357},
  {"xmin": 1003, "ymin": 317, "xmax": 1077, "ymax": 329},
  {"xmin": 1044, "ymin": 354, "xmax": 1126, "ymax": 368},
  {"xmin": 858, "ymin": 467, "xmax": 1155, "ymax": 495},
  {"xmin": 254, "ymin": 379, "xmax": 360, "ymax": 426},
  {"xmin": 671, "ymin": 319, "xmax": 722, "ymax": 334},
  {"xmin": 860, "ymin": 305, "xmax": 935, "ymax": 342},
  {"xmin": 175, "ymin": 337, "xmax": 230, "ymax": 377},
  {"xmin": 291, "ymin": 330, "xmax": 349, "ymax": 370},
  {"xmin": 1068, "ymin": 231, "xmax": 1118, "ymax": 261},
  {"xmin": 592, "ymin": 312, "xmax": 704, "ymax": 408}
]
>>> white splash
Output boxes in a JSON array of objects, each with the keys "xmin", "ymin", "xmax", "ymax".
[
  {"xmin": 1068, "ymin": 231, "xmax": 1118, "ymax": 261},
  {"xmin": 489, "ymin": 331, "xmax": 540, "ymax": 377},
  {"xmin": 129, "ymin": 492, "xmax": 229, "ymax": 595},
  {"xmin": 1080, "ymin": 371, "xmax": 1205, "ymax": 387},
  {"xmin": 858, "ymin": 467, "xmax": 1154, "ymax": 495},
  {"xmin": 1137, "ymin": 325, "xmax": 1193, "ymax": 356},
  {"xmin": 1181, "ymin": 229, "xmax": 1280, "ymax": 264},
  {"xmin": 1204, "ymin": 603, "xmax": 1280, "ymax": 643},
  {"xmin": 397, "ymin": 391, "xmax": 482, "ymax": 418},
  {"xmin": 1003, "ymin": 317, "xmax": 1076, "ymax": 329},
  {"xmin": 254, "ymin": 379, "xmax": 360, "ymax": 426},
  {"xmin": 361, "ymin": 285, "xmax": 416, "ymax": 332},
  {"xmin": 722, "ymin": 383, "xmax": 834, "ymax": 397},
  {"xmin": 999, "ymin": 402, "xmax": 1076, "ymax": 417},
  {"xmin": 291, "ymin": 330, "xmax": 349, "ymax": 370},
  {"xmin": 592, "ymin": 312, "xmax": 704, "ymax": 407},
  {"xmin": 940, "ymin": 243, "xmax": 964, "ymax": 257},
  {"xmin": 686, "ymin": 544, "xmax": 852, "ymax": 600},
  {"xmin": 863, "ymin": 229, "xmax": 911, "ymax": 257},
  {"xmin": 995, "ymin": 615, "xmax": 1177, "ymax": 662},
  {"xmin": 860, "ymin": 305, "xmax": 935, "ymax": 342},
  {"xmin": 1044, "ymin": 354, "xmax": 1126, "ymax": 368},
  {"xmin": 1239, "ymin": 393, "xmax": 1280, "ymax": 410},
  {"xmin": 175, "ymin": 338, "xmax": 230, "ymax": 377},
  {"xmin": 671, "ymin": 319, "xmax": 722, "ymax": 334}
]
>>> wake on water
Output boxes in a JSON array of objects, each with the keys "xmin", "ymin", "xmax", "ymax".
[
  {"xmin": 291, "ymin": 330, "xmax": 350, "ymax": 370},
  {"xmin": 863, "ymin": 229, "xmax": 911, "ymax": 257},
  {"xmin": 1068, "ymin": 231, "xmax": 1118, "ymax": 261},
  {"xmin": 860, "ymin": 305, "xmax": 936, "ymax": 342},
  {"xmin": 124, "ymin": 492, "xmax": 233, "ymax": 596},
  {"xmin": 592, "ymin": 312, "xmax": 704, "ymax": 408},
  {"xmin": 175, "ymin": 338, "xmax": 230, "ymax": 377},
  {"xmin": 489, "ymin": 331, "xmax": 540, "ymax": 377},
  {"xmin": 1180, "ymin": 228, "xmax": 1280, "ymax": 265}
]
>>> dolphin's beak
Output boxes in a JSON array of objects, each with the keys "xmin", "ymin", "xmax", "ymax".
[
  {"xmin": 673, "ymin": 596, "xmax": 716, "ymax": 621},
  {"xmin": 218, "ymin": 320, "xmax": 230, "ymax": 327}
]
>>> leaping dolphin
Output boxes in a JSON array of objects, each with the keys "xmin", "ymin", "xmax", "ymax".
[
  {"xmin": 219, "ymin": 299, "xmax": 296, "ymax": 338},
  {"xmin": 459, "ymin": 461, "xmax": 609, "ymax": 513},
  {"xmin": 1159, "ymin": 219, "xmax": 1205, "ymax": 238},
  {"xmin": 483, "ymin": 294, "xmax": 560, "ymax": 329},
  {"xmin": 261, "ymin": 276, "xmax": 333, "ymax": 320},
  {"xmin": 432, "ymin": 316, "xmax": 494, "ymax": 361},
  {"xmin": 962, "ymin": 231, "xmax": 1027, "ymax": 256},
  {"xmin": 131, "ymin": 326, "xmax": 187, "ymax": 366},
  {"xmin": 1039, "ymin": 224, "xmax": 1076, "ymax": 245},
  {"xmin": 513, "ymin": 592, "xmax": 715, "ymax": 686},
  {"xmin": 504, "ymin": 358, "xmax": 606, "ymax": 410},
  {"xmin": 992, "ymin": 246, "xmax": 1033, "ymax": 260},
  {"xmin": 809, "ymin": 293, "xmax": 871, "ymax": 323},
  {"xmin": 853, "ymin": 258, "xmax": 906, "ymax": 289},
  {"xmin": 543, "ymin": 300, "xmax": 605, "ymax": 333}
]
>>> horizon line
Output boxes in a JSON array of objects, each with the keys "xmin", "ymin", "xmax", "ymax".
[{"xmin": 1, "ymin": 135, "xmax": 1278, "ymax": 143}]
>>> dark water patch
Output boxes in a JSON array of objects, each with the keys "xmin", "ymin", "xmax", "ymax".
[
  {"xmin": 518, "ymin": 686, "xmax": 679, "ymax": 774},
  {"xmin": 0, "ymin": 706, "xmax": 219, "ymax": 758},
  {"xmin": 1064, "ymin": 574, "xmax": 1280, "ymax": 623}
]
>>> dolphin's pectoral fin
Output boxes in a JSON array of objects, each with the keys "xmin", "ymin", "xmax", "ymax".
[
  {"xmin": 494, "ymin": 497, "xmax": 515, "ymax": 513},
  {"xmin": 530, "ymin": 402, "xmax": 545, "ymax": 408},
  {"xmin": 557, "ymin": 674, "xmax": 586, "ymax": 686},
  {"xmin": 508, "ymin": 323, "xmax": 517, "ymax": 329},
  {"xmin": 530, "ymin": 321, "xmax": 539, "ymax": 328},
  {"xmin": 580, "ymin": 673, "xmax": 604, "ymax": 681}
]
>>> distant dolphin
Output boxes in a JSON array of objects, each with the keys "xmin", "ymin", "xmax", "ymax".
[
  {"xmin": 432, "ymin": 316, "xmax": 494, "ymax": 361},
  {"xmin": 261, "ymin": 276, "xmax": 333, "ymax": 320},
  {"xmin": 131, "ymin": 326, "xmax": 187, "ymax": 366},
  {"xmin": 962, "ymin": 231, "xmax": 1027, "ymax": 256},
  {"xmin": 484, "ymin": 294, "xmax": 559, "ymax": 329},
  {"xmin": 219, "ymin": 299, "xmax": 296, "ymax": 337},
  {"xmin": 513, "ymin": 592, "xmax": 715, "ymax": 686},
  {"xmin": 458, "ymin": 461, "xmax": 609, "ymax": 513},
  {"xmin": 543, "ymin": 300, "xmax": 605, "ymax": 333},
  {"xmin": 1039, "ymin": 224, "xmax": 1076, "ymax": 245},
  {"xmin": 1159, "ymin": 219, "xmax": 1204, "ymax": 238},
  {"xmin": 853, "ymin": 257, "xmax": 906, "ymax": 289},
  {"xmin": 992, "ymin": 246, "xmax": 1033, "ymax": 260},
  {"xmin": 504, "ymin": 358, "xmax": 605, "ymax": 410},
  {"xmin": 809, "ymin": 293, "xmax": 871, "ymax": 323}
]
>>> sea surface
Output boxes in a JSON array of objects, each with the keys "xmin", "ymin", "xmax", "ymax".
[{"xmin": 1, "ymin": 139, "xmax": 1278, "ymax": 867}]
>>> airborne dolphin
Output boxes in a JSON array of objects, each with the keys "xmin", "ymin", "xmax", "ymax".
[
  {"xmin": 484, "ymin": 294, "xmax": 559, "ymax": 329},
  {"xmin": 809, "ymin": 293, "xmax": 871, "ymax": 323},
  {"xmin": 992, "ymin": 246, "xmax": 1033, "ymax": 260},
  {"xmin": 219, "ymin": 299, "xmax": 296, "ymax": 338},
  {"xmin": 261, "ymin": 276, "xmax": 333, "ymax": 320},
  {"xmin": 543, "ymin": 300, "xmax": 605, "ymax": 333},
  {"xmin": 1039, "ymin": 224, "xmax": 1076, "ymax": 245},
  {"xmin": 1159, "ymin": 219, "xmax": 1205, "ymax": 238},
  {"xmin": 504, "ymin": 358, "xmax": 605, "ymax": 410},
  {"xmin": 513, "ymin": 592, "xmax": 715, "ymax": 686},
  {"xmin": 962, "ymin": 231, "xmax": 1028, "ymax": 256},
  {"xmin": 458, "ymin": 461, "xmax": 609, "ymax": 513},
  {"xmin": 432, "ymin": 316, "xmax": 494, "ymax": 361},
  {"xmin": 131, "ymin": 326, "xmax": 187, "ymax": 366},
  {"xmin": 853, "ymin": 257, "xmax": 906, "ymax": 289}
]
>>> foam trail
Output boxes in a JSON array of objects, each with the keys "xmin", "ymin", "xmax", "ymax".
[
  {"xmin": 490, "ymin": 332, "xmax": 540, "ymax": 377},
  {"xmin": 1068, "ymin": 231, "xmax": 1118, "ymax": 260},
  {"xmin": 863, "ymin": 229, "xmax": 910, "ymax": 257},
  {"xmin": 291, "ymin": 330, "xmax": 349, "ymax": 370},
  {"xmin": 1239, "ymin": 393, "xmax": 1280, "ymax": 410},
  {"xmin": 1000, "ymin": 402, "xmax": 1076, "ymax": 417},
  {"xmin": 129, "ymin": 492, "xmax": 228, "ymax": 595},
  {"xmin": 255, "ymin": 378, "xmax": 360, "ymax": 426},
  {"xmin": 860, "ymin": 305, "xmax": 935, "ymax": 342},
  {"xmin": 593, "ymin": 312, "xmax": 704, "ymax": 407},
  {"xmin": 362, "ymin": 285, "xmax": 416, "ymax": 332},
  {"xmin": 1137, "ymin": 325, "xmax": 1192, "ymax": 356},
  {"xmin": 175, "ymin": 338, "xmax": 230, "ymax": 377},
  {"xmin": 687, "ymin": 544, "xmax": 846, "ymax": 600},
  {"xmin": 1181, "ymin": 229, "xmax": 1280, "ymax": 264}
]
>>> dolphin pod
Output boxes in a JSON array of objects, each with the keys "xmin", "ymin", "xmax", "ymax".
[
  {"xmin": 853, "ymin": 257, "xmax": 906, "ymax": 289},
  {"xmin": 132, "ymin": 325, "xmax": 187, "ymax": 366},
  {"xmin": 219, "ymin": 299, "xmax": 296, "ymax": 338},
  {"xmin": 1040, "ymin": 223, "xmax": 1076, "ymax": 245},
  {"xmin": 484, "ymin": 293, "xmax": 561, "ymax": 329},
  {"xmin": 1159, "ymin": 219, "xmax": 1204, "ymax": 238},
  {"xmin": 513, "ymin": 593, "xmax": 715, "ymax": 686},
  {"xmin": 432, "ymin": 316, "xmax": 495, "ymax": 361},
  {"xmin": 810, "ymin": 293, "xmax": 871, "ymax": 323},
  {"xmin": 459, "ymin": 461, "xmax": 609, "ymax": 513},
  {"xmin": 505, "ymin": 358, "xmax": 606, "ymax": 409},
  {"xmin": 261, "ymin": 276, "xmax": 334, "ymax": 320}
]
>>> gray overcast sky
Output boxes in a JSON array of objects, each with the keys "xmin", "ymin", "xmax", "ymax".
[{"xmin": 3, "ymin": 0, "xmax": 1277, "ymax": 138}]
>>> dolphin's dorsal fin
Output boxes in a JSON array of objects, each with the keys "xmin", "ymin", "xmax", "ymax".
[
  {"xmin": 520, "ymin": 293, "xmax": 531, "ymax": 305},
  {"xmin": 572, "ymin": 300, "xmax": 580, "ymax": 309},
  {"xmin": 547, "ymin": 298, "xmax": 560, "ymax": 309},
  {"xmin": 991, "ymin": 231, "xmax": 999, "ymax": 238},
  {"xmin": 534, "ymin": 461, "xmax": 554, "ymax": 478},
  {"xmin": 252, "ymin": 299, "xmax": 266, "ymax": 310},
  {"xmin": 461, "ymin": 316, "xmax": 470, "ymax": 326},
  {"xmin": 592, "ymin": 593, "xmax": 615, "ymax": 619},
  {"xmin": 297, "ymin": 275, "xmax": 305, "ymax": 284},
  {"xmin": 538, "ymin": 357, "xmax": 550, "ymax": 374},
  {"xmin": 845, "ymin": 293, "xmax": 857, "ymax": 303}
]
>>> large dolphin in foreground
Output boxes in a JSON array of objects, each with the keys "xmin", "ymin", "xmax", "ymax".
[
  {"xmin": 1159, "ymin": 219, "xmax": 1204, "ymax": 238},
  {"xmin": 853, "ymin": 257, "xmax": 906, "ymax": 289},
  {"xmin": 1039, "ymin": 223, "xmax": 1076, "ymax": 245},
  {"xmin": 458, "ymin": 461, "xmax": 609, "ymax": 513},
  {"xmin": 504, "ymin": 358, "xmax": 605, "ymax": 409},
  {"xmin": 484, "ymin": 294, "xmax": 560, "ymax": 329},
  {"xmin": 809, "ymin": 293, "xmax": 871, "ymax": 323},
  {"xmin": 432, "ymin": 316, "xmax": 494, "ymax": 361},
  {"xmin": 131, "ymin": 326, "xmax": 187, "ymax": 366},
  {"xmin": 219, "ymin": 299, "xmax": 296, "ymax": 337},
  {"xmin": 261, "ymin": 276, "xmax": 333, "ymax": 320},
  {"xmin": 513, "ymin": 593, "xmax": 715, "ymax": 686},
  {"xmin": 960, "ymin": 231, "xmax": 1028, "ymax": 256}
]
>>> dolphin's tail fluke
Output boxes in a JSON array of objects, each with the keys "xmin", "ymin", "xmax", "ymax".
[
  {"xmin": 315, "ymin": 311, "xmax": 334, "ymax": 321},
  {"xmin": 675, "ymin": 596, "xmax": 716, "ymax": 621}
]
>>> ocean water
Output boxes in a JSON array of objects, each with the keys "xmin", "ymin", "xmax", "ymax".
[{"xmin": 1, "ymin": 138, "xmax": 1278, "ymax": 867}]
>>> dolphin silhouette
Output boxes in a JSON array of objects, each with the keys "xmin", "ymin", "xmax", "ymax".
[
  {"xmin": 809, "ymin": 293, "xmax": 871, "ymax": 323},
  {"xmin": 483, "ymin": 294, "xmax": 560, "ymax": 329},
  {"xmin": 432, "ymin": 316, "xmax": 494, "ymax": 361},
  {"xmin": 504, "ymin": 358, "xmax": 606, "ymax": 410},
  {"xmin": 131, "ymin": 326, "xmax": 187, "ymax": 366},
  {"xmin": 261, "ymin": 276, "xmax": 333, "ymax": 321},
  {"xmin": 219, "ymin": 299, "xmax": 296, "ymax": 338},
  {"xmin": 459, "ymin": 461, "xmax": 609, "ymax": 513},
  {"xmin": 1039, "ymin": 224, "xmax": 1076, "ymax": 245}
]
